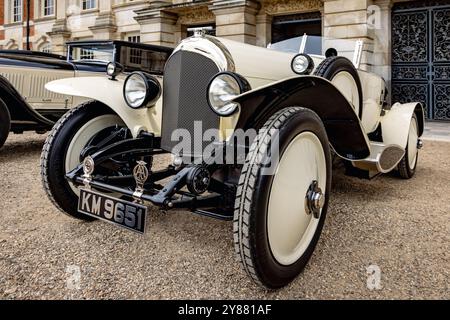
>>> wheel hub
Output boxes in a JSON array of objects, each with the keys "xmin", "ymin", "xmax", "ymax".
[
  {"xmin": 417, "ymin": 139, "xmax": 423, "ymax": 149},
  {"xmin": 305, "ymin": 180, "xmax": 324, "ymax": 219}
]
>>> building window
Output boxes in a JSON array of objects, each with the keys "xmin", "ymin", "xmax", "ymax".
[
  {"xmin": 13, "ymin": 0, "xmax": 23, "ymax": 22},
  {"xmin": 43, "ymin": 0, "xmax": 55, "ymax": 16},
  {"xmin": 128, "ymin": 35, "xmax": 141, "ymax": 43},
  {"xmin": 127, "ymin": 35, "xmax": 142, "ymax": 65},
  {"xmin": 80, "ymin": 48, "xmax": 95, "ymax": 60},
  {"xmin": 271, "ymin": 12, "xmax": 322, "ymax": 44},
  {"xmin": 82, "ymin": 0, "xmax": 96, "ymax": 10},
  {"xmin": 40, "ymin": 43, "xmax": 52, "ymax": 53}
]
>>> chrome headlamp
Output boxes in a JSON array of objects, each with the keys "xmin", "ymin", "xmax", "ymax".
[
  {"xmin": 106, "ymin": 62, "xmax": 123, "ymax": 80},
  {"xmin": 291, "ymin": 53, "xmax": 314, "ymax": 75},
  {"xmin": 207, "ymin": 72, "xmax": 250, "ymax": 116},
  {"xmin": 123, "ymin": 72, "xmax": 161, "ymax": 109}
]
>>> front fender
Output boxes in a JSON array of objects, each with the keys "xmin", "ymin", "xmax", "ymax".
[
  {"xmin": 45, "ymin": 77, "xmax": 162, "ymax": 138},
  {"xmin": 232, "ymin": 76, "xmax": 370, "ymax": 160},
  {"xmin": 381, "ymin": 102, "xmax": 424, "ymax": 149}
]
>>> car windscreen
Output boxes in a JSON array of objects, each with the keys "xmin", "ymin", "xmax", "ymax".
[
  {"xmin": 118, "ymin": 45, "xmax": 170, "ymax": 75},
  {"xmin": 269, "ymin": 35, "xmax": 359, "ymax": 61},
  {"xmin": 69, "ymin": 44, "xmax": 114, "ymax": 63}
]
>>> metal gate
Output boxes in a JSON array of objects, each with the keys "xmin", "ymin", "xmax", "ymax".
[{"xmin": 392, "ymin": 1, "xmax": 450, "ymax": 121}]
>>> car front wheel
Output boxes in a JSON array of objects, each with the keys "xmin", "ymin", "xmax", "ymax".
[
  {"xmin": 234, "ymin": 107, "xmax": 332, "ymax": 289},
  {"xmin": 40, "ymin": 100, "xmax": 127, "ymax": 220}
]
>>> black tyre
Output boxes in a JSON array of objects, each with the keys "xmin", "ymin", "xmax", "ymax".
[
  {"xmin": 234, "ymin": 107, "xmax": 332, "ymax": 289},
  {"xmin": 398, "ymin": 114, "xmax": 419, "ymax": 179},
  {"xmin": 314, "ymin": 56, "xmax": 363, "ymax": 118},
  {"xmin": 0, "ymin": 98, "xmax": 11, "ymax": 149},
  {"xmin": 41, "ymin": 101, "xmax": 125, "ymax": 220}
]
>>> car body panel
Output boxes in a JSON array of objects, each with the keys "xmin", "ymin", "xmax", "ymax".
[
  {"xmin": 0, "ymin": 63, "xmax": 74, "ymax": 111},
  {"xmin": 358, "ymin": 70, "xmax": 385, "ymax": 134},
  {"xmin": 381, "ymin": 102, "xmax": 425, "ymax": 149},
  {"xmin": 0, "ymin": 74, "xmax": 54, "ymax": 131}
]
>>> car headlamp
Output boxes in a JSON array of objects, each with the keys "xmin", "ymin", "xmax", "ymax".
[
  {"xmin": 123, "ymin": 72, "xmax": 161, "ymax": 109},
  {"xmin": 291, "ymin": 54, "xmax": 314, "ymax": 75},
  {"xmin": 106, "ymin": 62, "xmax": 123, "ymax": 80},
  {"xmin": 207, "ymin": 72, "xmax": 250, "ymax": 116}
]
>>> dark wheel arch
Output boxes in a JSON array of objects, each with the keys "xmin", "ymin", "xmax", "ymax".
[
  {"xmin": 232, "ymin": 76, "xmax": 370, "ymax": 160},
  {"xmin": 0, "ymin": 98, "xmax": 11, "ymax": 148}
]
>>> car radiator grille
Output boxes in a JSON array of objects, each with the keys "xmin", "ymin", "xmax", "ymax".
[{"xmin": 161, "ymin": 51, "xmax": 220, "ymax": 157}]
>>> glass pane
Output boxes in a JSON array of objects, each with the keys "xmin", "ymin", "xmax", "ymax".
[{"xmin": 70, "ymin": 44, "xmax": 114, "ymax": 62}]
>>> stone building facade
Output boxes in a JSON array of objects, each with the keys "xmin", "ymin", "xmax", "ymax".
[{"xmin": 0, "ymin": 0, "xmax": 449, "ymax": 120}]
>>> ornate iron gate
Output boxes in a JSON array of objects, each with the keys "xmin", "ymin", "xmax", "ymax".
[{"xmin": 392, "ymin": 1, "xmax": 450, "ymax": 121}]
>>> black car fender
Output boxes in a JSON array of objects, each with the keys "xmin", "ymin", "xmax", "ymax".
[
  {"xmin": 0, "ymin": 75, "xmax": 54, "ymax": 130},
  {"xmin": 231, "ymin": 75, "xmax": 370, "ymax": 160}
]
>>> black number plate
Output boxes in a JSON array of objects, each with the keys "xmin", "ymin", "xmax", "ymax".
[{"xmin": 78, "ymin": 189, "xmax": 147, "ymax": 234}]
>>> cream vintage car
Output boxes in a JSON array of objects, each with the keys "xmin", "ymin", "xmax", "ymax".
[
  {"xmin": 40, "ymin": 32, "xmax": 424, "ymax": 289},
  {"xmin": 0, "ymin": 40, "xmax": 172, "ymax": 149}
]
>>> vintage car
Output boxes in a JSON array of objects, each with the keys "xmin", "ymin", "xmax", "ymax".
[
  {"xmin": 40, "ymin": 32, "xmax": 424, "ymax": 289},
  {"xmin": 0, "ymin": 40, "xmax": 172, "ymax": 148}
]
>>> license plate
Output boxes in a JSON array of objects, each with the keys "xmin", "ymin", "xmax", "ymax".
[{"xmin": 78, "ymin": 189, "xmax": 147, "ymax": 234}]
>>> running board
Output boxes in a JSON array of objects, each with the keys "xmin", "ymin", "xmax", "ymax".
[{"xmin": 351, "ymin": 142, "xmax": 405, "ymax": 174}]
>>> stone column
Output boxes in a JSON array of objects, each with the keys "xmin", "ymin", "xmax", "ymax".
[
  {"xmin": 89, "ymin": 0, "xmax": 118, "ymax": 40},
  {"xmin": 47, "ymin": 0, "xmax": 70, "ymax": 55},
  {"xmin": 134, "ymin": 8, "xmax": 178, "ymax": 47},
  {"xmin": 210, "ymin": 0, "xmax": 260, "ymax": 45},
  {"xmin": 372, "ymin": 0, "xmax": 393, "ymax": 97},
  {"xmin": 323, "ymin": 0, "xmax": 374, "ymax": 71},
  {"xmin": 256, "ymin": 13, "xmax": 272, "ymax": 47}
]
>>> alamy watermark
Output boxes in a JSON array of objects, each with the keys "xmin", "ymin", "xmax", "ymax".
[
  {"xmin": 170, "ymin": 122, "xmax": 280, "ymax": 175},
  {"xmin": 366, "ymin": 264, "xmax": 382, "ymax": 290},
  {"xmin": 66, "ymin": 265, "xmax": 81, "ymax": 290}
]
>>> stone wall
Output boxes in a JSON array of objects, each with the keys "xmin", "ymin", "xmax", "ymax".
[{"xmin": 0, "ymin": 0, "xmax": 395, "ymax": 83}]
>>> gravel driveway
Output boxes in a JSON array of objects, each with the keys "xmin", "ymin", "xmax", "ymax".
[{"xmin": 0, "ymin": 132, "xmax": 449, "ymax": 299}]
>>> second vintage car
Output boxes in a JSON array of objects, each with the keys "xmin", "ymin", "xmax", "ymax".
[
  {"xmin": 40, "ymin": 32, "xmax": 424, "ymax": 289},
  {"xmin": 0, "ymin": 40, "xmax": 172, "ymax": 149}
]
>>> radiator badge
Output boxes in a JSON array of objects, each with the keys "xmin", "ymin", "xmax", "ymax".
[{"xmin": 133, "ymin": 160, "xmax": 149, "ymax": 191}]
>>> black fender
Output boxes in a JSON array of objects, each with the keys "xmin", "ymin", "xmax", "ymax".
[
  {"xmin": 0, "ymin": 75, "xmax": 54, "ymax": 131},
  {"xmin": 232, "ymin": 76, "xmax": 370, "ymax": 160}
]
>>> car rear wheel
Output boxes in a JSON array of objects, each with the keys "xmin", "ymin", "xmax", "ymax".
[
  {"xmin": 40, "ymin": 101, "xmax": 126, "ymax": 220},
  {"xmin": 314, "ymin": 56, "xmax": 363, "ymax": 118},
  {"xmin": 234, "ymin": 107, "xmax": 332, "ymax": 289},
  {"xmin": 0, "ymin": 98, "xmax": 11, "ymax": 149},
  {"xmin": 398, "ymin": 115, "xmax": 419, "ymax": 179}
]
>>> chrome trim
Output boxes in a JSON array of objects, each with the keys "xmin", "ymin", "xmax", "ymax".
[
  {"xmin": 299, "ymin": 34, "xmax": 308, "ymax": 54},
  {"xmin": 82, "ymin": 156, "xmax": 94, "ymax": 189},
  {"xmin": 171, "ymin": 35, "xmax": 235, "ymax": 72},
  {"xmin": 305, "ymin": 180, "xmax": 324, "ymax": 219},
  {"xmin": 417, "ymin": 139, "xmax": 423, "ymax": 149},
  {"xmin": 353, "ymin": 40, "xmax": 364, "ymax": 69},
  {"xmin": 132, "ymin": 160, "xmax": 149, "ymax": 203}
]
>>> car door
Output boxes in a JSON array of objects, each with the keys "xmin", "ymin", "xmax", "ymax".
[{"xmin": 0, "ymin": 56, "xmax": 75, "ymax": 118}]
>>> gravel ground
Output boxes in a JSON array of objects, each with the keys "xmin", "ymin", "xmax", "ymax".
[{"xmin": 0, "ymin": 132, "xmax": 449, "ymax": 300}]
